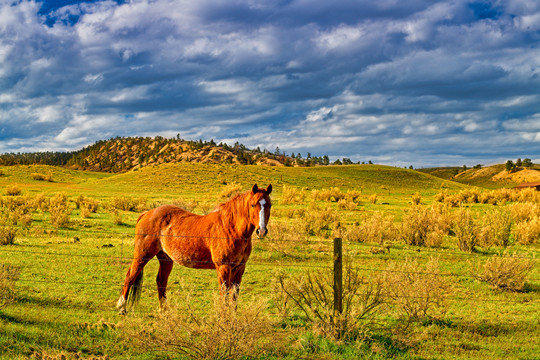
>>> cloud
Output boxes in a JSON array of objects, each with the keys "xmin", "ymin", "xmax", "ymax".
[{"xmin": 0, "ymin": 0, "xmax": 539, "ymax": 166}]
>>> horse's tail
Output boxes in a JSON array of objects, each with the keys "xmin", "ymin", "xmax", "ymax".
[{"xmin": 127, "ymin": 270, "xmax": 144, "ymax": 310}]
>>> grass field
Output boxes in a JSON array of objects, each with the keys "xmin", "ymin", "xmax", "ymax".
[{"xmin": 0, "ymin": 164, "xmax": 538, "ymax": 359}]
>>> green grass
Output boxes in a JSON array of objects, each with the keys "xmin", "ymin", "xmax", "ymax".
[{"xmin": 0, "ymin": 164, "xmax": 538, "ymax": 359}]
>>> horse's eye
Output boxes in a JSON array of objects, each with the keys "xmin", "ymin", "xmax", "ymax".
[{"xmin": 251, "ymin": 204, "xmax": 256, "ymax": 208}]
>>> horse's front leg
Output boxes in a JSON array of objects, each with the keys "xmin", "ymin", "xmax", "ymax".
[
  {"xmin": 216, "ymin": 264, "xmax": 232, "ymax": 294},
  {"xmin": 230, "ymin": 263, "xmax": 246, "ymax": 301}
]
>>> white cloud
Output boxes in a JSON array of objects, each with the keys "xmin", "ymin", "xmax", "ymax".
[{"xmin": 0, "ymin": 0, "xmax": 538, "ymax": 166}]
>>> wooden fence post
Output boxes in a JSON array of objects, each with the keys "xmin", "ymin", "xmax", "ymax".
[{"xmin": 333, "ymin": 237, "xmax": 343, "ymax": 338}]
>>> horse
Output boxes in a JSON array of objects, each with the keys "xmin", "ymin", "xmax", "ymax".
[{"xmin": 116, "ymin": 184, "xmax": 272, "ymax": 314}]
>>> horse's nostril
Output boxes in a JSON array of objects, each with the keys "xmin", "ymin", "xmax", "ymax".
[{"xmin": 256, "ymin": 228, "xmax": 260, "ymax": 235}]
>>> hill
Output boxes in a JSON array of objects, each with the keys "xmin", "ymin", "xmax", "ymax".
[
  {"xmin": 0, "ymin": 136, "xmax": 332, "ymax": 172},
  {"xmin": 420, "ymin": 163, "xmax": 540, "ymax": 188}
]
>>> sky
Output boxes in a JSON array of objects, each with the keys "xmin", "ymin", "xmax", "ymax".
[{"xmin": 0, "ymin": 0, "xmax": 539, "ymax": 167}]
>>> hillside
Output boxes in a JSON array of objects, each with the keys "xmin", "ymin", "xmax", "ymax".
[
  {"xmin": 420, "ymin": 163, "xmax": 540, "ymax": 188},
  {"xmin": 91, "ymin": 163, "xmax": 464, "ymax": 200},
  {"xmin": 0, "ymin": 136, "xmax": 332, "ymax": 172}
]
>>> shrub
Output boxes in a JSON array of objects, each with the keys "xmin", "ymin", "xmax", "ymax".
[
  {"xmin": 477, "ymin": 209, "xmax": 513, "ymax": 248},
  {"xmin": 369, "ymin": 194, "xmax": 378, "ymax": 204},
  {"xmin": 171, "ymin": 198, "xmax": 198, "ymax": 212},
  {"xmin": 219, "ymin": 182, "xmax": 243, "ymax": 201},
  {"xmin": 31, "ymin": 172, "xmax": 53, "ymax": 182},
  {"xmin": 474, "ymin": 253, "xmax": 533, "ymax": 292},
  {"xmin": 109, "ymin": 209, "xmax": 124, "ymax": 225},
  {"xmin": 0, "ymin": 264, "xmax": 20, "ymax": 308},
  {"xmin": 5, "ymin": 185, "xmax": 21, "ymax": 196},
  {"xmin": 337, "ymin": 198, "xmax": 357, "ymax": 210},
  {"xmin": 299, "ymin": 205, "xmax": 339, "ymax": 238},
  {"xmin": 434, "ymin": 189, "xmax": 447, "ymax": 203},
  {"xmin": 345, "ymin": 190, "xmax": 362, "ymax": 204},
  {"xmin": 33, "ymin": 193, "xmax": 49, "ymax": 212},
  {"xmin": 275, "ymin": 264, "xmax": 385, "ymax": 340},
  {"xmin": 0, "ymin": 221, "xmax": 16, "ymax": 245},
  {"xmin": 512, "ymin": 217, "xmax": 540, "ymax": 244},
  {"xmin": 109, "ymin": 196, "xmax": 136, "ymax": 211},
  {"xmin": 127, "ymin": 290, "xmax": 276, "ymax": 359},
  {"xmin": 312, "ymin": 187, "xmax": 346, "ymax": 202},
  {"xmin": 400, "ymin": 206, "xmax": 431, "ymax": 246},
  {"xmin": 411, "ymin": 192, "xmax": 422, "ymax": 205},
  {"xmin": 344, "ymin": 212, "xmax": 397, "ymax": 244},
  {"xmin": 49, "ymin": 193, "xmax": 71, "ymax": 228},
  {"xmin": 76, "ymin": 195, "xmax": 100, "ymax": 218},
  {"xmin": 264, "ymin": 221, "xmax": 308, "ymax": 257},
  {"xmin": 515, "ymin": 188, "xmax": 539, "ymax": 203},
  {"xmin": 280, "ymin": 185, "xmax": 306, "ymax": 205},
  {"xmin": 508, "ymin": 202, "xmax": 539, "ymax": 222},
  {"xmin": 379, "ymin": 257, "xmax": 452, "ymax": 328},
  {"xmin": 453, "ymin": 207, "xmax": 478, "ymax": 252}
]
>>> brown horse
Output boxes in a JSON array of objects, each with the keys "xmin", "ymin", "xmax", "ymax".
[{"xmin": 116, "ymin": 184, "xmax": 272, "ymax": 314}]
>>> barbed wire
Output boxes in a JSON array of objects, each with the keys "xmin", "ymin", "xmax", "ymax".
[
  {"xmin": 11, "ymin": 224, "xmax": 540, "ymax": 261},
  {"xmin": 3, "ymin": 247, "xmax": 539, "ymax": 282},
  {"xmin": 14, "ymin": 277, "xmax": 538, "ymax": 306}
]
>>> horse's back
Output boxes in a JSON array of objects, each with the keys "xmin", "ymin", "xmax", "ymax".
[{"xmin": 136, "ymin": 205, "xmax": 214, "ymax": 268}]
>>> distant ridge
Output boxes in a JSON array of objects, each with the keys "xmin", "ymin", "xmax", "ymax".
[
  {"xmin": 419, "ymin": 163, "xmax": 540, "ymax": 187},
  {"xmin": 0, "ymin": 136, "xmax": 332, "ymax": 172}
]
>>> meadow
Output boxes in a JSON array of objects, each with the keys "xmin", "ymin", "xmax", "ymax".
[{"xmin": 0, "ymin": 163, "xmax": 538, "ymax": 359}]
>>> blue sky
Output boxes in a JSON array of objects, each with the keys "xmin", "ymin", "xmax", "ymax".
[{"xmin": 0, "ymin": 0, "xmax": 539, "ymax": 167}]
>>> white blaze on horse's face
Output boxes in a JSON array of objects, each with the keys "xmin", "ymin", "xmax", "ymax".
[{"xmin": 256, "ymin": 199, "xmax": 268, "ymax": 237}]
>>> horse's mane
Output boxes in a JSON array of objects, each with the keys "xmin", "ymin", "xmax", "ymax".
[
  {"xmin": 213, "ymin": 191, "xmax": 251, "ymax": 226},
  {"xmin": 213, "ymin": 191, "xmax": 249, "ymax": 219}
]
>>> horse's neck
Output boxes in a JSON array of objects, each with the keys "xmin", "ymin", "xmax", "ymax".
[{"xmin": 217, "ymin": 194, "xmax": 254, "ymax": 239}]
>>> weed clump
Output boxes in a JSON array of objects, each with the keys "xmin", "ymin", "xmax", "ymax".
[
  {"xmin": 379, "ymin": 257, "xmax": 452, "ymax": 328},
  {"xmin": 473, "ymin": 253, "xmax": 534, "ymax": 292},
  {"xmin": 31, "ymin": 172, "xmax": 53, "ymax": 182},
  {"xmin": 219, "ymin": 182, "xmax": 243, "ymax": 201},
  {"xmin": 275, "ymin": 264, "xmax": 385, "ymax": 340},
  {"xmin": 127, "ymin": 290, "xmax": 276, "ymax": 360},
  {"xmin": 512, "ymin": 217, "xmax": 540, "ymax": 244},
  {"xmin": 5, "ymin": 185, "xmax": 21, "ymax": 196},
  {"xmin": 0, "ymin": 264, "xmax": 20, "ymax": 308},
  {"xmin": 453, "ymin": 207, "xmax": 478, "ymax": 252},
  {"xmin": 75, "ymin": 195, "xmax": 100, "ymax": 218},
  {"xmin": 280, "ymin": 185, "xmax": 306, "ymax": 205},
  {"xmin": 49, "ymin": 193, "xmax": 71, "ymax": 228},
  {"xmin": 400, "ymin": 204, "xmax": 451, "ymax": 247},
  {"xmin": 299, "ymin": 204, "xmax": 339, "ymax": 238},
  {"xmin": 477, "ymin": 209, "xmax": 513, "ymax": 248},
  {"xmin": 109, "ymin": 196, "xmax": 146, "ymax": 212},
  {"xmin": 343, "ymin": 212, "xmax": 397, "ymax": 244},
  {"xmin": 0, "ymin": 212, "xmax": 16, "ymax": 245}
]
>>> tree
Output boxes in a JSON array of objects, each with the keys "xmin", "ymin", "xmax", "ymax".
[
  {"xmin": 322, "ymin": 155, "xmax": 329, "ymax": 165},
  {"xmin": 505, "ymin": 160, "xmax": 515, "ymax": 172},
  {"xmin": 522, "ymin": 158, "xmax": 533, "ymax": 168},
  {"xmin": 516, "ymin": 158, "xmax": 522, "ymax": 167}
]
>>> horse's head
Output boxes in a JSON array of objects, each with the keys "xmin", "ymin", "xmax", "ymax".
[{"xmin": 249, "ymin": 184, "xmax": 272, "ymax": 238}]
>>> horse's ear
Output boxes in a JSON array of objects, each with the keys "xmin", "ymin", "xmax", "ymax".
[
  {"xmin": 266, "ymin": 184, "xmax": 272, "ymax": 194},
  {"xmin": 252, "ymin": 184, "xmax": 259, "ymax": 194}
]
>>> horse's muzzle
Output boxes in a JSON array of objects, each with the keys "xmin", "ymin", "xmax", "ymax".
[{"xmin": 256, "ymin": 227, "xmax": 268, "ymax": 238}]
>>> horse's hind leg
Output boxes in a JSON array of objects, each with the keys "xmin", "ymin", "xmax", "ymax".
[
  {"xmin": 116, "ymin": 244, "xmax": 157, "ymax": 314},
  {"xmin": 156, "ymin": 251, "xmax": 174, "ymax": 312}
]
